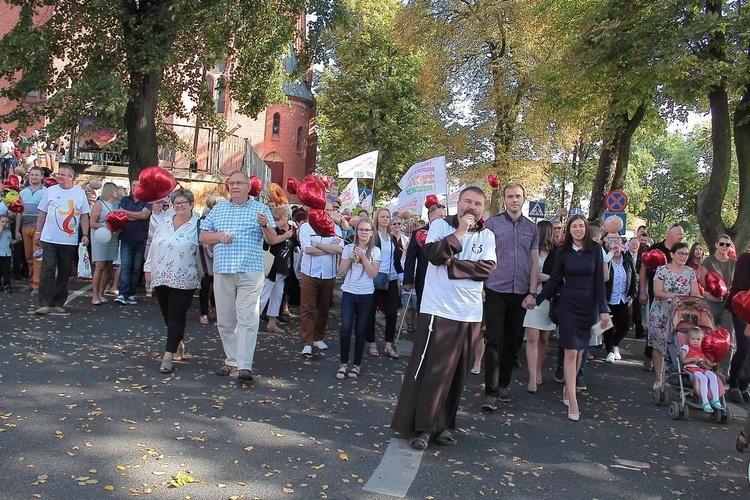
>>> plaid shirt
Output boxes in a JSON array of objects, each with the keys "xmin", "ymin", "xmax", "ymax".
[
  {"xmin": 201, "ymin": 198, "xmax": 276, "ymax": 274},
  {"xmin": 484, "ymin": 212, "xmax": 539, "ymax": 294}
]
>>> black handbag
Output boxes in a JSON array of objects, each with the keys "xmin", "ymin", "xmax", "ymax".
[{"xmin": 374, "ymin": 272, "xmax": 389, "ymax": 291}]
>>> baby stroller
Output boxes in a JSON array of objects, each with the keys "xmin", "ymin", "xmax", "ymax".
[{"xmin": 652, "ymin": 296, "xmax": 732, "ymax": 423}]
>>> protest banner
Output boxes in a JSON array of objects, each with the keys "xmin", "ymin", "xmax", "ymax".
[
  {"xmin": 338, "ymin": 178, "xmax": 358, "ymax": 212},
  {"xmin": 337, "ymin": 150, "xmax": 378, "ymax": 179}
]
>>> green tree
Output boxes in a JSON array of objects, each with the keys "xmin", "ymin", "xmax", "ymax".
[
  {"xmin": 0, "ymin": 0, "xmax": 324, "ymax": 178},
  {"xmin": 397, "ymin": 0, "xmax": 552, "ymax": 214},
  {"xmin": 314, "ymin": 0, "xmax": 438, "ymax": 200},
  {"xmin": 633, "ymin": 130, "xmax": 707, "ymax": 240}
]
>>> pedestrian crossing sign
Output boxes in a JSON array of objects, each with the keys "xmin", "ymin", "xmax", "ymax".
[{"xmin": 529, "ymin": 201, "xmax": 546, "ymax": 218}]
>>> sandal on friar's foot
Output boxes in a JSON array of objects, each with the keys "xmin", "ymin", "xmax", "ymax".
[
  {"xmin": 410, "ymin": 432, "xmax": 430, "ymax": 450},
  {"xmin": 336, "ymin": 364, "xmax": 348, "ymax": 380},
  {"xmin": 347, "ymin": 365, "xmax": 361, "ymax": 378},
  {"xmin": 737, "ymin": 430, "xmax": 749, "ymax": 452},
  {"xmin": 434, "ymin": 430, "xmax": 456, "ymax": 446}
]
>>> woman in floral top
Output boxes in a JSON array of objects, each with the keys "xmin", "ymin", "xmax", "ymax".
[
  {"xmin": 144, "ymin": 188, "xmax": 201, "ymax": 374},
  {"xmin": 649, "ymin": 241, "xmax": 700, "ymax": 388}
]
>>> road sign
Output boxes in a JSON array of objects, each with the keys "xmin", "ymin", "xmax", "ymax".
[
  {"xmin": 528, "ymin": 201, "xmax": 546, "ymax": 219},
  {"xmin": 605, "ymin": 190, "xmax": 628, "ymax": 212},
  {"xmin": 570, "ymin": 208, "xmax": 585, "ymax": 216},
  {"xmin": 604, "ymin": 212, "xmax": 627, "ymax": 235}
]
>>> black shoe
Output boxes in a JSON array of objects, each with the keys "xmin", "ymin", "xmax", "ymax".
[
  {"xmin": 498, "ymin": 387, "xmax": 511, "ymax": 402},
  {"xmin": 481, "ymin": 396, "xmax": 498, "ymax": 412},
  {"xmin": 434, "ymin": 430, "xmax": 456, "ymax": 446},
  {"xmin": 276, "ymin": 315, "xmax": 288, "ymax": 324},
  {"xmin": 728, "ymin": 388, "xmax": 745, "ymax": 404},
  {"xmin": 576, "ymin": 377, "xmax": 587, "ymax": 391},
  {"xmin": 743, "ymin": 391, "xmax": 750, "ymax": 403},
  {"xmin": 554, "ymin": 366, "xmax": 564, "ymax": 384},
  {"xmin": 237, "ymin": 369, "xmax": 253, "ymax": 381}
]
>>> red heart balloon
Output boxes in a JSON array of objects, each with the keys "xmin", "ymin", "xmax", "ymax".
[
  {"xmin": 297, "ymin": 174, "xmax": 326, "ymax": 210},
  {"xmin": 286, "ymin": 177, "xmax": 299, "ymax": 195},
  {"xmin": 728, "ymin": 246, "xmax": 737, "ymax": 259},
  {"xmin": 705, "ymin": 271, "xmax": 729, "ymax": 298},
  {"xmin": 733, "ymin": 290, "xmax": 750, "ymax": 324},
  {"xmin": 105, "ymin": 210, "xmax": 129, "ymax": 232},
  {"xmin": 487, "ymin": 174, "xmax": 500, "ymax": 189},
  {"xmin": 698, "ymin": 283, "xmax": 705, "ymax": 296},
  {"xmin": 415, "ymin": 229, "xmax": 427, "ymax": 247},
  {"xmin": 43, "ymin": 177, "xmax": 58, "ymax": 187},
  {"xmin": 8, "ymin": 198, "xmax": 24, "ymax": 214},
  {"xmin": 642, "ymin": 249, "xmax": 667, "ymax": 272},
  {"xmin": 701, "ymin": 327, "xmax": 731, "ymax": 363},
  {"xmin": 308, "ymin": 208, "xmax": 335, "ymax": 237},
  {"xmin": 249, "ymin": 176, "xmax": 262, "ymax": 197},
  {"xmin": 320, "ymin": 176, "xmax": 332, "ymax": 189},
  {"xmin": 135, "ymin": 166, "xmax": 176, "ymax": 203},
  {"xmin": 424, "ymin": 195, "xmax": 439, "ymax": 209},
  {"xmin": 3, "ymin": 175, "xmax": 20, "ymax": 191}
]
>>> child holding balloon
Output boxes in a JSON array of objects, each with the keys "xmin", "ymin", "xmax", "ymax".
[{"xmin": 681, "ymin": 327, "xmax": 724, "ymax": 413}]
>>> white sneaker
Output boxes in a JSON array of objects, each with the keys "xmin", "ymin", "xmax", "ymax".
[
  {"xmin": 313, "ymin": 340, "xmax": 328, "ymax": 350},
  {"xmin": 605, "ymin": 352, "xmax": 615, "ymax": 363},
  {"xmin": 300, "ymin": 345, "xmax": 313, "ymax": 356},
  {"xmin": 613, "ymin": 346, "xmax": 622, "ymax": 360}
]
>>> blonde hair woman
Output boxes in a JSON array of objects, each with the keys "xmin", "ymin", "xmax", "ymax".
[{"xmin": 90, "ymin": 182, "xmax": 121, "ymax": 304}]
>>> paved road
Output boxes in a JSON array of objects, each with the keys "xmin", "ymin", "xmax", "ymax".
[{"xmin": 1, "ymin": 281, "xmax": 749, "ymax": 499}]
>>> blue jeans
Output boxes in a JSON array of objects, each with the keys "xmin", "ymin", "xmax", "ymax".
[
  {"xmin": 118, "ymin": 240, "xmax": 146, "ymax": 297},
  {"xmin": 340, "ymin": 292, "xmax": 373, "ymax": 365}
]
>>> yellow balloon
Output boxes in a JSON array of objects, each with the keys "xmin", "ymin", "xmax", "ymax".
[{"xmin": 2, "ymin": 189, "xmax": 19, "ymax": 207}]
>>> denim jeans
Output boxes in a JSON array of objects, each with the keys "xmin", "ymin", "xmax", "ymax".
[
  {"xmin": 0, "ymin": 157, "xmax": 14, "ymax": 181},
  {"xmin": 118, "ymin": 240, "xmax": 146, "ymax": 297},
  {"xmin": 340, "ymin": 292, "xmax": 373, "ymax": 365}
]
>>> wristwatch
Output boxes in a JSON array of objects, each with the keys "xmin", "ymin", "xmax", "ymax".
[
  {"xmin": 261, "ymin": 223, "xmax": 268, "ymax": 228},
  {"xmin": 530, "ymin": 292, "xmax": 538, "ymax": 298}
]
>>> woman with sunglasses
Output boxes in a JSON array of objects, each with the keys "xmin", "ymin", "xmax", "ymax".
[{"xmin": 699, "ymin": 235, "xmax": 737, "ymax": 378}]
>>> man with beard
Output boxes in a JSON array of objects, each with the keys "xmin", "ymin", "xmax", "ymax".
[
  {"xmin": 391, "ymin": 187, "xmax": 496, "ymax": 450},
  {"xmin": 482, "ymin": 182, "xmax": 539, "ymax": 409}
]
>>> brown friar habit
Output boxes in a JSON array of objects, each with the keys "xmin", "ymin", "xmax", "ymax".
[{"xmin": 391, "ymin": 215, "xmax": 495, "ymax": 438}]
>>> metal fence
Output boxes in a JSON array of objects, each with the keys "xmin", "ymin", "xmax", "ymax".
[{"xmin": 74, "ymin": 123, "xmax": 271, "ymax": 184}]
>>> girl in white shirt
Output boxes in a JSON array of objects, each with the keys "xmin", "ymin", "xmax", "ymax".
[{"xmin": 336, "ymin": 219, "xmax": 381, "ymax": 379}]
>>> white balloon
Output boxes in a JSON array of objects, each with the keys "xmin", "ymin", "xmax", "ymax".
[{"xmin": 94, "ymin": 227, "xmax": 112, "ymax": 244}]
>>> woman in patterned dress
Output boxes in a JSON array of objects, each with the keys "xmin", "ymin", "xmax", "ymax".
[
  {"xmin": 649, "ymin": 241, "xmax": 701, "ymax": 388},
  {"xmin": 143, "ymin": 189, "xmax": 201, "ymax": 374}
]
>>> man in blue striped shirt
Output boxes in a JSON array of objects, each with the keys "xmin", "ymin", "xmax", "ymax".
[{"xmin": 200, "ymin": 171, "xmax": 291, "ymax": 382}]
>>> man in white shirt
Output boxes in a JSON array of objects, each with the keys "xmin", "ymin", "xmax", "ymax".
[
  {"xmin": 33, "ymin": 165, "xmax": 90, "ymax": 315},
  {"xmin": 0, "ymin": 131, "xmax": 15, "ymax": 181},
  {"xmin": 391, "ymin": 187, "xmax": 496, "ymax": 450},
  {"xmin": 298, "ymin": 201, "xmax": 344, "ymax": 356}
]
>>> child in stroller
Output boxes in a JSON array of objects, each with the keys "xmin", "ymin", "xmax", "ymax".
[{"xmin": 680, "ymin": 326, "xmax": 724, "ymax": 413}]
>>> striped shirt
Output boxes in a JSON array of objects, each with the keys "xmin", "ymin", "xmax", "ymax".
[{"xmin": 200, "ymin": 198, "xmax": 276, "ymax": 274}]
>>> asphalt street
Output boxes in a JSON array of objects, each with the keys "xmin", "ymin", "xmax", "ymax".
[{"xmin": 1, "ymin": 279, "xmax": 750, "ymax": 499}]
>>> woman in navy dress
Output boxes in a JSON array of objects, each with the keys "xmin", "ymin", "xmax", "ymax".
[{"xmin": 535, "ymin": 215, "xmax": 610, "ymax": 421}]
